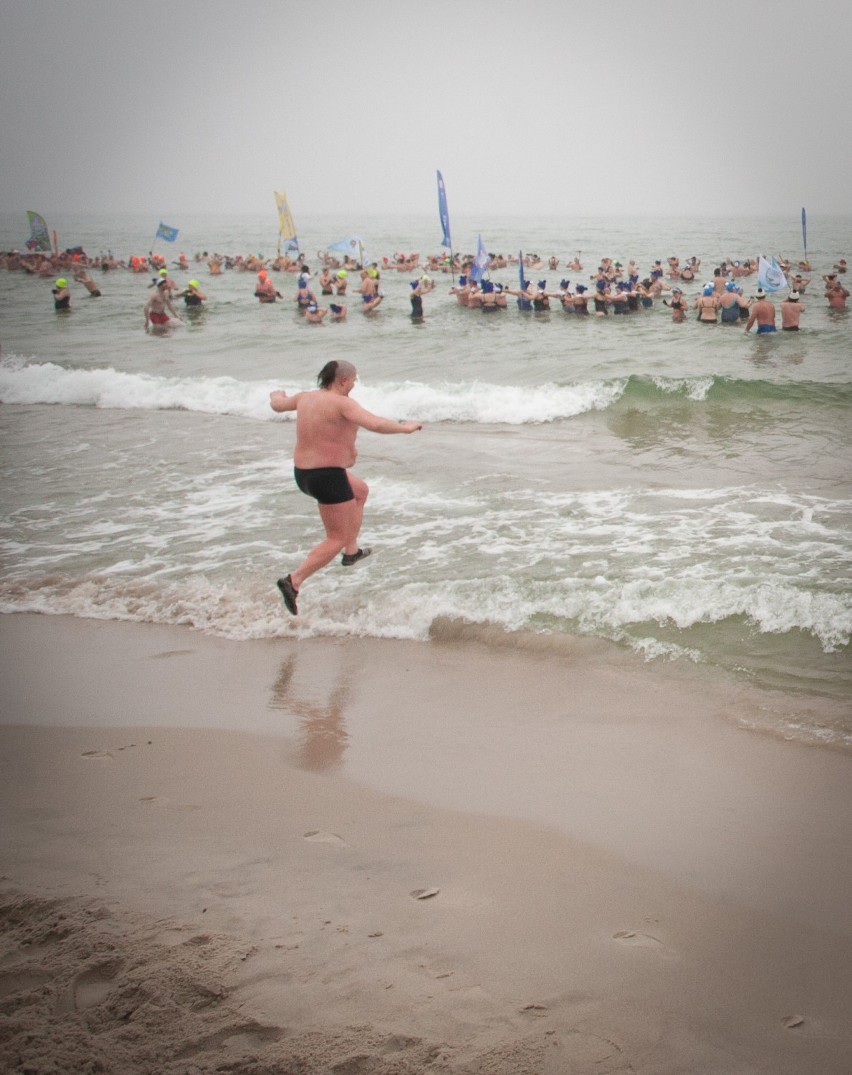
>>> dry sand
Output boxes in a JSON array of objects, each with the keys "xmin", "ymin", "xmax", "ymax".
[{"xmin": 1, "ymin": 612, "xmax": 850, "ymax": 1074}]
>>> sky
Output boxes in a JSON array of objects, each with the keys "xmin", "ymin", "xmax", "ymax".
[{"xmin": 1, "ymin": 0, "xmax": 850, "ymax": 222}]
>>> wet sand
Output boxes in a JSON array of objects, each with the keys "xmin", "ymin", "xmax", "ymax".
[{"xmin": 1, "ymin": 613, "xmax": 850, "ymax": 1074}]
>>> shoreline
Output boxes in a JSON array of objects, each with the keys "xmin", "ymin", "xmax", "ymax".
[{"xmin": 1, "ymin": 612, "xmax": 851, "ymax": 1073}]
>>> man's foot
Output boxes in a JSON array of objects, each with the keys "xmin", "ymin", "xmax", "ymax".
[
  {"xmin": 276, "ymin": 575, "xmax": 299, "ymax": 615},
  {"xmin": 341, "ymin": 547, "xmax": 372, "ymax": 567}
]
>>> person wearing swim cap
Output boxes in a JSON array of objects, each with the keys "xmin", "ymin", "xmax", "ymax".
[
  {"xmin": 409, "ymin": 279, "xmax": 425, "ymax": 319},
  {"xmin": 152, "ymin": 266, "xmax": 180, "ymax": 295},
  {"xmin": 329, "ymin": 302, "xmax": 347, "ymax": 321},
  {"xmin": 694, "ymin": 284, "xmax": 720, "ymax": 323},
  {"xmin": 52, "ymin": 278, "xmax": 71, "ymax": 311},
  {"xmin": 532, "ymin": 280, "xmax": 551, "ymax": 313},
  {"xmin": 358, "ymin": 267, "xmax": 379, "ymax": 303},
  {"xmin": 255, "ymin": 270, "xmax": 281, "ymax": 303},
  {"xmin": 780, "ymin": 291, "xmax": 805, "ymax": 331},
  {"xmin": 719, "ymin": 280, "xmax": 740, "ymax": 324},
  {"xmin": 180, "ymin": 279, "xmax": 207, "ymax": 307},
  {"xmin": 304, "ymin": 302, "xmax": 328, "ymax": 323},
  {"xmin": 663, "ymin": 287, "xmax": 687, "ymax": 323},
  {"xmin": 745, "ymin": 289, "xmax": 777, "ymax": 334},
  {"xmin": 335, "ymin": 269, "xmax": 348, "ymax": 296}
]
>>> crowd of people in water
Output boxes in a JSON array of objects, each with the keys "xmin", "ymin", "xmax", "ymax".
[{"xmin": 1, "ymin": 243, "xmax": 848, "ymax": 332}]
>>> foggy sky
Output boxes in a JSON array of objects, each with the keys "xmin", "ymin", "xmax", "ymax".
[{"xmin": 1, "ymin": 0, "xmax": 849, "ymax": 221}]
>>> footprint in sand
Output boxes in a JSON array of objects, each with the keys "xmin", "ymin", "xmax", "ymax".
[
  {"xmin": 612, "ymin": 930, "xmax": 678, "ymax": 959},
  {"xmin": 56, "ymin": 959, "xmax": 123, "ymax": 1014},
  {"xmin": 303, "ymin": 830, "xmax": 347, "ymax": 847}
]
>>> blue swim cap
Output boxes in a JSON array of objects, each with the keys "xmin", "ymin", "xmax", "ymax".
[
  {"xmin": 481, "ymin": 280, "xmax": 494, "ymax": 293},
  {"xmin": 576, "ymin": 284, "xmax": 587, "ymax": 293},
  {"xmin": 330, "ymin": 303, "xmax": 342, "ymax": 313},
  {"xmin": 458, "ymin": 275, "xmax": 467, "ymax": 286},
  {"xmin": 725, "ymin": 281, "xmax": 736, "ymax": 291},
  {"xmin": 560, "ymin": 279, "xmax": 570, "ymax": 289},
  {"xmin": 703, "ymin": 285, "xmax": 714, "ymax": 296},
  {"xmin": 410, "ymin": 281, "xmax": 419, "ymax": 290},
  {"xmin": 537, "ymin": 280, "xmax": 546, "ymax": 290}
]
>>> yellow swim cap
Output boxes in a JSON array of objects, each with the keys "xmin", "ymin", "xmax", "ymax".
[
  {"xmin": 55, "ymin": 278, "xmax": 68, "ymax": 288},
  {"xmin": 159, "ymin": 268, "xmax": 168, "ymax": 276},
  {"xmin": 337, "ymin": 270, "xmax": 347, "ymax": 278},
  {"xmin": 188, "ymin": 279, "xmax": 200, "ymax": 288}
]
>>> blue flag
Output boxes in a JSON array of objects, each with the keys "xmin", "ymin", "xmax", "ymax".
[
  {"xmin": 437, "ymin": 171, "xmax": 451, "ymax": 250},
  {"xmin": 469, "ymin": 235, "xmax": 491, "ymax": 283},
  {"xmin": 757, "ymin": 255, "xmax": 787, "ymax": 292},
  {"xmin": 156, "ymin": 222, "xmax": 179, "ymax": 243},
  {"xmin": 517, "ymin": 250, "xmax": 531, "ymax": 310}
]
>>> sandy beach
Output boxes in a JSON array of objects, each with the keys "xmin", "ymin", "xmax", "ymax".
[{"xmin": 1, "ymin": 612, "xmax": 850, "ymax": 1074}]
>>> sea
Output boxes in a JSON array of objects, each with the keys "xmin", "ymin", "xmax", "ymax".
[{"xmin": 1, "ymin": 211, "xmax": 850, "ymax": 749}]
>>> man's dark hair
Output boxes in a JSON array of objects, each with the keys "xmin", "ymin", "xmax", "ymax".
[{"xmin": 317, "ymin": 360, "xmax": 355, "ymax": 388}]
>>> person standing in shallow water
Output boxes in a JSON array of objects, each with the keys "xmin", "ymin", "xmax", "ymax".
[{"xmin": 270, "ymin": 360, "xmax": 422, "ymax": 615}]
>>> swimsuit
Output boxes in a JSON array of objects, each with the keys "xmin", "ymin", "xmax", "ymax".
[
  {"xmin": 756, "ymin": 324, "xmax": 777, "ymax": 334},
  {"xmin": 149, "ymin": 310, "xmax": 168, "ymax": 324},
  {"xmin": 294, "ymin": 466, "xmax": 354, "ymax": 505},
  {"xmin": 410, "ymin": 295, "xmax": 423, "ymax": 317},
  {"xmin": 184, "ymin": 294, "xmax": 202, "ymax": 306},
  {"xmin": 53, "ymin": 296, "xmax": 70, "ymax": 310},
  {"xmin": 782, "ymin": 325, "xmax": 799, "ymax": 331},
  {"xmin": 720, "ymin": 303, "xmax": 739, "ymax": 323}
]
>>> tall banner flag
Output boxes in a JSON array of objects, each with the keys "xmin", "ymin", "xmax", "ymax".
[
  {"xmin": 274, "ymin": 191, "xmax": 299, "ymax": 253},
  {"xmin": 25, "ymin": 211, "xmax": 52, "ymax": 252},
  {"xmin": 437, "ymin": 170, "xmax": 452, "ymax": 250},
  {"xmin": 469, "ymin": 235, "xmax": 491, "ymax": 283},
  {"xmin": 801, "ymin": 207, "xmax": 807, "ymax": 261},
  {"xmin": 757, "ymin": 255, "xmax": 787, "ymax": 293},
  {"xmin": 517, "ymin": 250, "xmax": 531, "ymax": 310},
  {"xmin": 156, "ymin": 222, "xmax": 179, "ymax": 243}
]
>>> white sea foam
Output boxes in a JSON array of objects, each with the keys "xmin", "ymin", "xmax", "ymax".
[{"xmin": 0, "ymin": 359, "xmax": 625, "ymax": 425}]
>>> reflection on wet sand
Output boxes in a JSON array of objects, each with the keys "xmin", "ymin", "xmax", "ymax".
[{"xmin": 269, "ymin": 655, "xmax": 351, "ymax": 772}]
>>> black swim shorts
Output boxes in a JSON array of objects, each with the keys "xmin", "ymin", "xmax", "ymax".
[{"xmin": 293, "ymin": 466, "xmax": 354, "ymax": 505}]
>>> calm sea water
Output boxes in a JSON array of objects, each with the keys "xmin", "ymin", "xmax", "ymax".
[{"xmin": 1, "ymin": 211, "xmax": 850, "ymax": 747}]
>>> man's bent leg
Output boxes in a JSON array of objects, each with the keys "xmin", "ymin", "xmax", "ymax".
[
  {"xmin": 342, "ymin": 474, "xmax": 369, "ymax": 557},
  {"xmin": 290, "ymin": 499, "xmax": 361, "ymax": 591}
]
